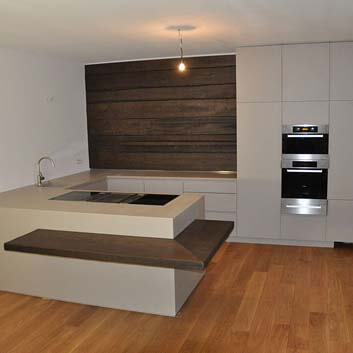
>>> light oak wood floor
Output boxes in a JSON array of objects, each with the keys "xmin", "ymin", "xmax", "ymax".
[{"xmin": 1, "ymin": 243, "xmax": 353, "ymax": 353}]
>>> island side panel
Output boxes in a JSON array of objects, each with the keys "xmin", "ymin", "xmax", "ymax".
[{"xmin": 0, "ymin": 208, "xmax": 180, "ymax": 316}]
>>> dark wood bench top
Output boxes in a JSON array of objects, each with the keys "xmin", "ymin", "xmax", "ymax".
[{"xmin": 4, "ymin": 220, "xmax": 233, "ymax": 271}]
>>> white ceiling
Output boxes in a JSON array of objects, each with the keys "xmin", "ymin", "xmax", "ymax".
[{"xmin": 1, "ymin": 0, "xmax": 353, "ymax": 63}]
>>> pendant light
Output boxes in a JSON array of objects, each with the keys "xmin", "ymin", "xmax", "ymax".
[{"xmin": 178, "ymin": 28, "xmax": 186, "ymax": 72}]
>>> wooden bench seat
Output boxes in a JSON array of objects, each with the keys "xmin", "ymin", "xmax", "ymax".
[{"xmin": 4, "ymin": 220, "xmax": 233, "ymax": 271}]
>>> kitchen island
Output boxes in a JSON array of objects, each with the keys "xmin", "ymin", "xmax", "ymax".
[{"xmin": 0, "ymin": 170, "xmax": 234, "ymax": 316}]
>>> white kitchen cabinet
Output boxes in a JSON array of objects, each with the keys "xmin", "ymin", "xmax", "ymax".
[
  {"xmin": 328, "ymin": 101, "xmax": 353, "ymax": 200},
  {"xmin": 236, "ymin": 46, "xmax": 282, "ymax": 103},
  {"xmin": 282, "ymin": 101, "xmax": 329, "ymax": 125},
  {"xmin": 203, "ymin": 193, "xmax": 236, "ymax": 213},
  {"xmin": 282, "ymin": 43, "xmax": 329, "ymax": 101},
  {"xmin": 237, "ymin": 102, "xmax": 281, "ymax": 238},
  {"xmin": 183, "ymin": 179, "xmax": 236, "ymax": 194},
  {"xmin": 144, "ymin": 179, "xmax": 183, "ymax": 194},
  {"xmin": 106, "ymin": 178, "xmax": 144, "ymax": 193},
  {"xmin": 330, "ymin": 42, "xmax": 353, "ymax": 101},
  {"xmin": 327, "ymin": 200, "xmax": 353, "ymax": 242},
  {"xmin": 281, "ymin": 215, "xmax": 326, "ymax": 241}
]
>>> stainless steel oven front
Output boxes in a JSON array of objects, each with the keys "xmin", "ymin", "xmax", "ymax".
[
  {"xmin": 282, "ymin": 124, "xmax": 329, "ymax": 157},
  {"xmin": 281, "ymin": 154, "xmax": 329, "ymax": 215}
]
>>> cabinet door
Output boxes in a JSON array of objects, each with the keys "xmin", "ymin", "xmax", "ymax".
[
  {"xmin": 237, "ymin": 103, "xmax": 281, "ymax": 238},
  {"xmin": 236, "ymin": 46, "xmax": 282, "ymax": 102},
  {"xmin": 281, "ymin": 215, "xmax": 326, "ymax": 241},
  {"xmin": 106, "ymin": 178, "xmax": 144, "ymax": 193},
  {"xmin": 328, "ymin": 101, "xmax": 353, "ymax": 200},
  {"xmin": 283, "ymin": 43, "xmax": 329, "ymax": 101},
  {"xmin": 330, "ymin": 42, "xmax": 353, "ymax": 101},
  {"xmin": 282, "ymin": 101, "xmax": 329, "ymax": 125},
  {"xmin": 327, "ymin": 201, "xmax": 353, "ymax": 242}
]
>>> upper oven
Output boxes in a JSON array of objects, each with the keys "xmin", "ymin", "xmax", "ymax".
[{"xmin": 282, "ymin": 124, "xmax": 329, "ymax": 156}]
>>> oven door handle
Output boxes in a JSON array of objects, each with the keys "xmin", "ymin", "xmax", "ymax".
[
  {"xmin": 286, "ymin": 169, "xmax": 323, "ymax": 173},
  {"xmin": 285, "ymin": 204, "xmax": 322, "ymax": 209},
  {"xmin": 286, "ymin": 134, "xmax": 324, "ymax": 138}
]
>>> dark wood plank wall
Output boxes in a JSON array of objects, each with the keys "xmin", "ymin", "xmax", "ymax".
[{"xmin": 85, "ymin": 55, "xmax": 236, "ymax": 171}]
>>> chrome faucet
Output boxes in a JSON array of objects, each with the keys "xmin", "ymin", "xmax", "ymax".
[{"xmin": 37, "ymin": 156, "xmax": 55, "ymax": 186}]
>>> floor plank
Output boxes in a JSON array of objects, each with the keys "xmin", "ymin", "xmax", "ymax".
[{"xmin": 1, "ymin": 243, "xmax": 353, "ymax": 353}]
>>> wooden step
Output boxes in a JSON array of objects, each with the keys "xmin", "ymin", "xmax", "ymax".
[{"xmin": 4, "ymin": 220, "xmax": 233, "ymax": 271}]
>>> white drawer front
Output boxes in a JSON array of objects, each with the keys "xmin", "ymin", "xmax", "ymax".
[
  {"xmin": 205, "ymin": 211, "xmax": 235, "ymax": 221},
  {"xmin": 183, "ymin": 180, "xmax": 236, "ymax": 194},
  {"xmin": 106, "ymin": 178, "xmax": 144, "ymax": 193},
  {"xmin": 203, "ymin": 193, "xmax": 236, "ymax": 212},
  {"xmin": 144, "ymin": 179, "xmax": 183, "ymax": 194},
  {"xmin": 281, "ymin": 214, "xmax": 326, "ymax": 241}
]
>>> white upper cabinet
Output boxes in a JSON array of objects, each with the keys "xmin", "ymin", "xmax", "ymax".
[
  {"xmin": 328, "ymin": 101, "xmax": 353, "ymax": 200},
  {"xmin": 282, "ymin": 101, "xmax": 329, "ymax": 125},
  {"xmin": 330, "ymin": 42, "xmax": 353, "ymax": 101},
  {"xmin": 236, "ymin": 46, "xmax": 282, "ymax": 102},
  {"xmin": 282, "ymin": 43, "xmax": 329, "ymax": 101},
  {"xmin": 237, "ymin": 102, "xmax": 281, "ymax": 238}
]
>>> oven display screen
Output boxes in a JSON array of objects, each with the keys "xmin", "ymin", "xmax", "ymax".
[{"xmin": 293, "ymin": 126, "xmax": 318, "ymax": 133}]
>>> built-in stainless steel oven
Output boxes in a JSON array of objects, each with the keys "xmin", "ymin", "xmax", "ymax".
[
  {"xmin": 282, "ymin": 124, "xmax": 329, "ymax": 156},
  {"xmin": 281, "ymin": 125, "xmax": 329, "ymax": 216}
]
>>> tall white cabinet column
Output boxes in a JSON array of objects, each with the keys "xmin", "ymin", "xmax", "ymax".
[
  {"xmin": 236, "ymin": 46, "xmax": 282, "ymax": 239},
  {"xmin": 327, "ymin": 42, "xmax": 353, "ymax": 242}
]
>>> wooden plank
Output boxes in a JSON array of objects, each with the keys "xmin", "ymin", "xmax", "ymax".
[
  {"xmin": 88, "ymin": 116, "xmax": 235, "ymax": 136},
  {"xmin": 88, "ymin": 134, "xmax": 235, "ymax": 142},
  {"xmin": 89, "ymin": 151, "xmax": 237, "ymax": 171},
  {"xmin": 86, "ymin": 84, "xmax": 236, "ymax": 103},
  {"xmin": 89, "ymin": 136, "xmax": 236, "ymax": 154},
  {"xmin": 85, "ymin": 66, "xmax": 235, "ymax": 90},
  {"xmin": 85, "ymin": 55, "xmax": 235, "ymax": 75},
  {"xmin": 4, "ymin": 220, "xmax": 234, "ymax": 271},
  {"xmin": 87, "ymin": 98, "xmax": 235, "ymax": 120}
]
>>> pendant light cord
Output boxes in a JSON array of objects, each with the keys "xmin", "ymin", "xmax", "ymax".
[{"xmin": 178, "ymin": 28, "xmax": 184, "ymax": 62}]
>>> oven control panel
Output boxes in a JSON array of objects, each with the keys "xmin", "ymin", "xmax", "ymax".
[{"xmin": 292, "ymin": 126, "xmax": 318, "ymax": 133}]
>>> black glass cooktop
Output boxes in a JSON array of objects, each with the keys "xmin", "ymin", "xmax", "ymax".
[{"xmin": 50, "ymin": 191, "xmax": 178, "ymax": 206}]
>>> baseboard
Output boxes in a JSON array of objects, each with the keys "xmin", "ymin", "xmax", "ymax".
[{"xmin": 227, "ymin": 236, "xmax": 334, "ymax": 248}]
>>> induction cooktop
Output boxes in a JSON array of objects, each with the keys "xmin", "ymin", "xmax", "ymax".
[{"xmin": 50, "ymin": 191, "xmax": 178, "ymax": 206}]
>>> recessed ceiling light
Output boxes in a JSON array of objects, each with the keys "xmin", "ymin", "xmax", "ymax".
[{"xmin": 166, "ymin": 25, "xmax": 196, "ymax": 31}]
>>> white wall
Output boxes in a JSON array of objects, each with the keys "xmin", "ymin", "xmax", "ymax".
[{"xmin": 0, "ymin": 47, "xmax": 89, "ymax": 192}]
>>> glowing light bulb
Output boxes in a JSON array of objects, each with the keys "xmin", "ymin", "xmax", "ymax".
[{"xmin": 178, "ymin": 62, "xmax": 186, "ymax": 72}]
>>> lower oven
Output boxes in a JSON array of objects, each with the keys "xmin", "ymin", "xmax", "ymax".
[{"xmin": 281, "ymin": 156, "xmax": 328, "ymax": 216}]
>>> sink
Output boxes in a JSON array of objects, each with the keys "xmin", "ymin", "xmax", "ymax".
[{"xmin": 50, "ymin": 191, "xmax": 178, "ymax": 206}]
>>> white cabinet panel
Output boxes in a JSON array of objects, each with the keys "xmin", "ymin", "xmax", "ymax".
[
  {"xmin": 328, "ymin": 101, "xmax": 353, "ymax": 200},
  {"xmin": 327, "ymin": 201, "xmax": 353, "ymax": 242},
  {"xmin": 281, "ymin": 215, "xmax": 326, "ymax": 241},
  {"xmin": 330, "ymin": 42, "xmax": 353, "ymax": 101},
  {"xmin": 237, "ymin": 103, "xmax": 281, "ymax": 238},
  {"xmin": 237, "ymin": 46, "xmax": 282, "ymax": 102},
  {"xmin": 106, "ymin": 178, "xmax": 144, "ymax": 193},
  {"xmin": 283, "ymin": 43, "xmax": 329, "ymax": 101},
  {"xmin": 282, "ymin": 101, "xmax": 329, "ymax": 125},
  {"xmin": 183, "ymin": 180, "xmax": 236, "ymax": 194},
  {"xmin": 204, "ymin": 193, "xmax": 236, "ymax": 212},
  {"xmin": 144, "ymin": 179, "xmax": 183, "ymax": 194}
]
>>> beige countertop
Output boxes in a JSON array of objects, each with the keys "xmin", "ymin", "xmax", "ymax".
[{"xmin": 0, "ymin": 169, "xmax": 209, "ymax": 219}]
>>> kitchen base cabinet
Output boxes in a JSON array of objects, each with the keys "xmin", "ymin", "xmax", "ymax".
[
  {"xmin": 281, "ymin": 215, "xmax": 326, "ymax": 241},
  {"xmin": 327, "ymin": 200, "xmax": 353, "ymax": 243},
  {"xmin": 237, "ymin": 180, "xmax": 281, "ymax": 238}
]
